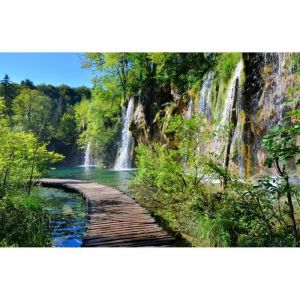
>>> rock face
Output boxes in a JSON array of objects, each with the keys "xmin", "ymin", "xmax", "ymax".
[
  {"xmin": 127, "ymin": 53, "xmax": 299, "ymax": 177},
  {"xmin": 130, "ymin": 85, "xmax": 173, "ymax": 146},
  {"xmin": 239, "ymin": 53, "xmax": 294, "ymax": 177}
]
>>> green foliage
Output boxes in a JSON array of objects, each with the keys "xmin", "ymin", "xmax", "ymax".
[
  {"xmin": 75, "ymin": 86, "xmax": 122, "ymax": 166},
  {"xmin": 12, "ymin": 88, "xmax": 53, "ymax": 139},
  {"xmin": 74, "ymin": 98, "xmax": 89, "ymax": 130},
  {"xmin": 84, "ymin": 53, "xmax": 217, "ymax": 97},
  {"xmin": 149, "ymin": 53, "xmax": 215, "ymax": 93},
  {"xmin": 0, "ymin": 97, "xmax": 64, "ymax": 195},
  {"xmin": 0, "ymin": 193, "xmax": 51, "ymax": 247},
  {"xmin": 291, "ymin": 53, "xmax": 300, "ymax": 73},
  {"xmin": 262, "ymin": 124, "xmax": 300, "ymax": 163},
  {"xmin": 81, "ymin": 53, "xmax": 218, "ymax": 164},
  {"xmin": 131, "ymin": 115, "xmax": 297, "ymax": 247},
  {"xmin": 215, "ymin": 53, "xmax": 241, "ymax": 83},
  {"xmin": 262, "ymin": 93, "xmax": 300, "ymax": 246},
  {"xmin": 0, "ymin": 75, "xmax": 20, "ymax": 117},
  {"xmin": 0, "ymin": 123, "xmax": 63, "ymax": 195},
  {"xmin": 56, "ymin": 111, "xmax": 78, "ymax": 144},
  {"xmin": 0, "ymin": 89, "xmax": 64, "ymax": 246},
  {"xmin": 84, "ymin": 53, "xmax": 131, "ymax": 101}
]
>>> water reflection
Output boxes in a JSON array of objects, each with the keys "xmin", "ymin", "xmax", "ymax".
[{"xmin": 38, "ymin": 187, "xmax": 88, "ymax": 247}]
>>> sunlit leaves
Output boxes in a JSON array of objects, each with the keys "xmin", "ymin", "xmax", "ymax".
[
  {"xmin": 12, "ymin": 88, "xmax": 53, "ymax": 139},
  {"xmin": 0, "ymin": 122, "xmax": 63, "ymax": 194}
]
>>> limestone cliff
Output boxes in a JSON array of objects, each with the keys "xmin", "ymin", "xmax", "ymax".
[{"xmin": 127, "ymin": 53, "xmax": 299, "ymax": 176}]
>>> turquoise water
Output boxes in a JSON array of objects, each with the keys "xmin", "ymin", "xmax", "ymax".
[
  {"xmin": 46, "ymin": 166, "xmax": 136, "ymax": 192},
  {"xmin": 38, "ymin": 187, "xmax": 88, "ymax": 247}
]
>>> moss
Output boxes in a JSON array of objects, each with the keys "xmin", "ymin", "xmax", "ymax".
[
  {"xmin": 231, "ymin": 138, "xmax": 239, "ymax": 163},
  {"xmin": 188, "ymin": 79, "xmax": 200, "ymax": 100},
  {"xmin": 291, "ymin": 53, "xmax": 300, "ymax": 71},
  {"xmin": 210, "ymin": 80, "xmax": 227, "ymax": 126},
  {"xmin": 215, "ymin": 53, "xmax": 242, "ymax": 84},
  {"xmin": 240, "ymin": 110, "xmax": 246, "ymax": 127},
  {"xmin": 209, "ymin": 56, "xmax": 242, "ymax": 127}
]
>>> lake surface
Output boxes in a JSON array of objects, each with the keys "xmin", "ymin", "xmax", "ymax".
[
  {"xmin": 46, "ymin": 166, "xmax": 135, "ymax": 192},
  {"xmin": 38, "ymin": 187, "xmax": 88, "ymax": 247}
]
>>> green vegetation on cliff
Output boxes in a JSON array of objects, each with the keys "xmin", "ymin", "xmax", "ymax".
[
  {"xmin": 81, "ymin": 53, "xmax": 218, "ymax": 165},
  {"xmin": 131, "ymin": 108, "xmax": 300, "ymax": 246}
]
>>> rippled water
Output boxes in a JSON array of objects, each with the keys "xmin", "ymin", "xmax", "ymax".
[{"xmin": 38, "ymin": 187, "xmax": 88, "ymax": 247}]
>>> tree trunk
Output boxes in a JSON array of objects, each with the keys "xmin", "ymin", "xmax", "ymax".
[
  {"xmin": 27, "ymin": 115, "xmax": 46, "ymax": 196},
  {"xmin": 1, "ymin": 150, "xmax": 14, "ymax": 197},
  {"xmin": 285, "ymin": 176, "xmax": 298, "ymax": 246}
]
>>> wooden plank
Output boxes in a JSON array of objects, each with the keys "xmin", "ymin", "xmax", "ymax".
[
  {"xmin": 85, "ymin": 228, "xmax": 165, "ymax": 236},
  {"xmin": 87, "ymin": 223, "xmax": 160, "ymax": 231},
  {"xmin": 39, "ymin": 178, "xmax": 175, "ymax": 247},
  {"xmin": 84, "ymin": 237, "xmax": 176, "ymax": 247}
]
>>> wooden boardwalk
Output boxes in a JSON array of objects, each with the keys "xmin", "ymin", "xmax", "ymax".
[{"xmin": 39, "ymin": 178, "xmax": 175, "ymax": 247}]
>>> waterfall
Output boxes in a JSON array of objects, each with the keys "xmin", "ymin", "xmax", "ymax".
[
  {"xmin": 198, "ymin": 71, "xmax": 214, "ymax": 119},
  {"xmin": 220, "ymin": 60, "xmax": 243, "ymax": 126},
  {"xmin": 208, "ymin": 60, "xmax": 243, "ymax": 160},
  {"xmin": 114, "ymin": 97, "xmax": 135, "ymax": 170},
  {"xmin": 184, "ymin": 100, "xmax": 193, "ymax": 119},
  {"xmin": 83, "ymin": 141, "xmax": 92, "ymax": 167},
  {"xmin": 274, "ymin": 53, "xmax": 289, "ymax": 123}
]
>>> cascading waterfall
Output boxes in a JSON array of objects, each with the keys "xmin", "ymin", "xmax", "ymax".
[
  {"xmin": 274, "ymin": 53, "xmax": 289, "ymax": 123},
  {"xmin": 210, "ymin": 60, "xmax": 243, "ymax": 161},
  {"xmin": 196, "ymin": 71, "xmax": 214, "ymax": 158},
  {"xmin": 198, "ymin": 71, "xmax": 214, "ymax": 118},
  {"xmin": 223, "ymin": 61, "xmax": 243, "ymax": 168},
  {"xmin": 114, "ymin": 97, "xmax": 135, "ymax": 170},
  {"xmin": 83, "ymin": 141, "xmax": 92, "ymax": 167},
  {"xmin": 220, "ymin": 60, "xmax": 243, "ymax": 126}
]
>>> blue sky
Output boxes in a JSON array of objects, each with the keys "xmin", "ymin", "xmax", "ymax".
[{"xmin": 0, "ymin": 53, "xmax": 93, "ymax": 87}]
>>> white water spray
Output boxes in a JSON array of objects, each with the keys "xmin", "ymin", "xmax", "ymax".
[
  {"xmin": 220, "ymin": 60, "xmax": 243, "ymax": 126},
  {"xmin": 114, "ymin": 97, "xmax": 135, "ymax": 170},
  {"xmin": 83, "ymin": 141, "xmax": 94, "ymax": 167},
  {"xmin": 198, "ymin": 71, "xmax": 214, "ymax": 117},
  {"xmin": 275, "ymin": 53, "xmax": 289, "ymax": 123}
]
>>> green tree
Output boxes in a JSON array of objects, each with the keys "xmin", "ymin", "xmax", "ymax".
[
  {"xmin": 56, "ymin": 112, "xmax": 78, "ymax": 144},
  {"xmin": 84, "ymin": 53, "xmax": 132, "ymax": 101},
  {"xmin": 20, "ymin": 79, "xmax": 35, "ymax": 89},
  {"xmin": 12, "ymin": 88, "xmax": 53, "ymax": 140},
  {"xmin": 0, "ymin": 75, "xmax": 19, "ymax": 118},
  {"xmin": 0, "ymin": 124, "xmax": 63, "ymax": 196},
  {"xmin": 75, "ymin": 86, "xmax": 121, "ymax": 166},
  {"xmin": 262, "ymin": 97, "xmax": 300, "ymax": 246}
]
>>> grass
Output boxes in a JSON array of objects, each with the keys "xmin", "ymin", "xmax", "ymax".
[{"xmin": 0, "ymin": 192, "xmax": 51, "ymax": 247}]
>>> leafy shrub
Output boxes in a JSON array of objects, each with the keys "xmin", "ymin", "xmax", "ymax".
[
  {"xmin": 0, "ymin": 193, "xmax": 51, "ymax": 247},
  {"xmin": 130, "ymin": 115, "xmax": 298, "ymax": 247}
]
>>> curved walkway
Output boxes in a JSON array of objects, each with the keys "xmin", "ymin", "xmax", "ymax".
[{"xmin": 39, "ymin": 178, "xmax": 175, "ymax": 247}]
